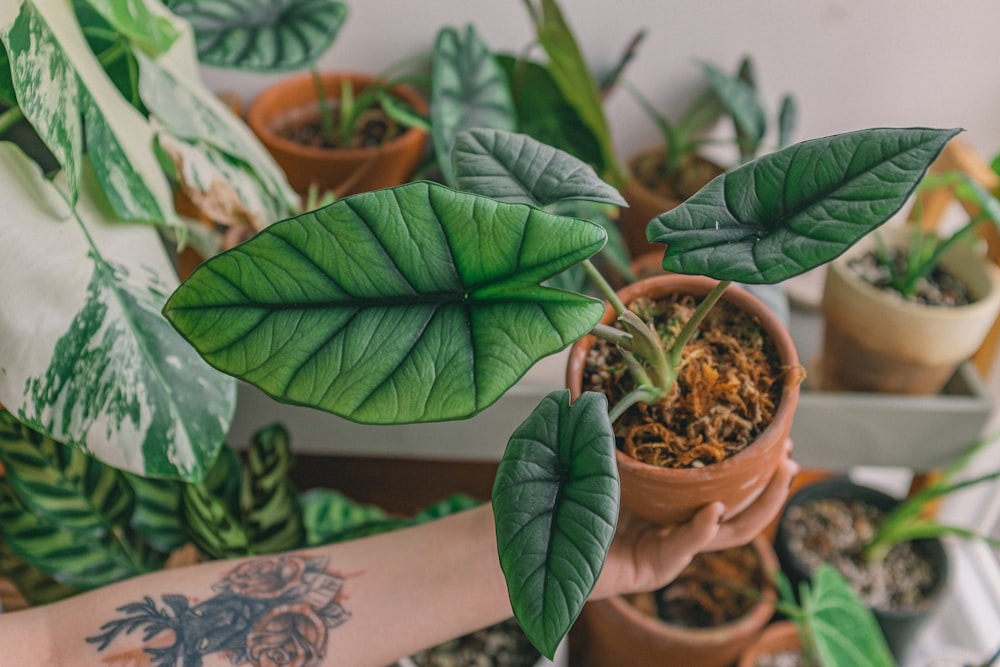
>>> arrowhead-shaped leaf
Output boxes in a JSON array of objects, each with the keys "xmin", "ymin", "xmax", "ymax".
[
  {"xmin": 452, "ymin": 128, "xmax": 626, "ymax": 208},
  {"xmin": 647, "ymin": 127, "xmax": 961, "ymax": 283},
  {"xmin": 493, "ymin": 390, "xmax": 619, "ymax": 659},
  {"xmin": 166, "ymin": 0, "xmax": 348, "ymax": 71},
  {"xmin": 164, "ymin": 181, "xmax": 607, "ymax": 425},
  {"xmin": 0, "ymin": 144, "xmax": 235, "ymax": 482},
  {"xmin": 431, "ymin": 24, "xmax": 516, "ymax": 186}
]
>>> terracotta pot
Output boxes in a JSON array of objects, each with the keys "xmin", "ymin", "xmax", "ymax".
[
  {"xmin": 819, "ymin": 226, "xmax": 1000, "ymax": 394},
  {"xmin": 737, "ymin": 621, "xmax": 803, "ymax": 667},
  {"xmin": 567, "ymin": 274, "xmax": 802, "ymax": 525},
  {"xmin": 246, "ymin": 71, "xmax": 428, "ymax": 198},
  {"xmin": 576, "ymin": 536, "xmax": 778, "ymax": 667},
  {"xmin": 618, "ymin": 147, "xmax": 725, "ymax": 259},
  {"xmin": 773, "ymin": 477, "xmax": 949, "ymax": 663}
]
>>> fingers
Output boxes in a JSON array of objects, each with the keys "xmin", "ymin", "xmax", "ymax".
[{"xmin": 709, "ymin": 450, "xmax": 799, "ymax": 551}]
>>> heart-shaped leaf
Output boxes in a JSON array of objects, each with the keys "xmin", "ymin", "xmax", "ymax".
[
  {"xmin": 647, "ymin": 127, "xmax": 961, "ymax": 283},
  {"xmin": 807, "ymin": 565, "xmax": 896, "ymax": 667},
  {"xmin": 431, "ymin": 24, "xmax": 516, "ymax": 186},
  {"xmin": 164, "ymin": 181, "xmax": 607, "ymax": 425},
  {"xmin": 452, "ymin": 128, "xmax": 626, "ymax": 208},
  {"xmin": 165, "ymin": 0, "xmax": 348, "ymax": 71},
  {"xmin": 493, "ymin": 389, "xmax": 619, "ymax": 658}
]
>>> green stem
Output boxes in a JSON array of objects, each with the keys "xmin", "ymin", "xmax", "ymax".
[
  {"xmin": 311, "ymin": 67, "xmax": 335, "ymax": 144},
  {"xmin": 668, "ymin": 280, "xmax": 731, "ymax": 369},
  {"xmin": 590, "ymin": 323, "xmax": 632, "ymax": 349},
  {"xmin": 0, "ymin": 106, "xmax": 24, "ymax": 137},
  {"xmin": 582, "ymin": 259, "xmax": 625, "ymax": 314},
  {"xmin": 608, "ymin": 385, "xmax": 662, "ymax": 423}
]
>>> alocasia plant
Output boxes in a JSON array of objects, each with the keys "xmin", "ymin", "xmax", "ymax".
[{"xmin": 165, "ymin": 125, "xmax": 957, "ymax": 655}]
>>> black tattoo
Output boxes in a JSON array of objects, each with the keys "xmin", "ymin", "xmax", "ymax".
[{"xmin": 86, "ymin": 554, "xmax": 350, "ymax": 667}]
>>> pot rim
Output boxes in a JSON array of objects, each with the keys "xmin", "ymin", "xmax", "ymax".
[{"xmin": 246, "ymin": 70, "xmax": 428, "ymax": 160}]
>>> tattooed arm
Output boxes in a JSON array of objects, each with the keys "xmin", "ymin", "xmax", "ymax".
[{"xmin": 0, "ymin": 450, "xmax": 796, "ymax": 667}]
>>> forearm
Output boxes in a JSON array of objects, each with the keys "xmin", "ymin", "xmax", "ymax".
[{"xmin": 1, "ymin": 503, "xmax": 512, "ymax": 667}]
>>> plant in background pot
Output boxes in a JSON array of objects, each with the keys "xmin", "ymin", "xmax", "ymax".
[
  {"xmin": 819, "ymin": 170, "xmax": 1000, "ymax": 393},
  {"xmin": 0, "ymin": 0, "xmax": 298, "ymax": 484},
  {"xmin": 620, "ymin": 55, "xmax": 798, "ymax": 258},
  {"xmin": 739, "ymin": 565, "xmax": 895, "ymax": 667},
  {"xmin": 163, "ymin": 125, "xmax": 955, "ymax": 658},
  {"xmin": 167, "ymin": 0, "xmax": 431, "ymax": 199},
  {"xmin": 578, "ymin": 536, "xmax": 778, "ymax": 667},
  {"xmin": 773, "ymin": 430, "xmax": 1000, "ymax": 662}
]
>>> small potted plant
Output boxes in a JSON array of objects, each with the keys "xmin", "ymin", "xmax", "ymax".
[
  {"xmin": 167, "ymin": 0, "xmax": 430, "ymax": 199},
  {"xmin": 773, "ymin": 430, "xmax": 1000, "ymax": 662},
  {"xmin": 619, "ymin": 56, "xmax": 797, "ymax": 259},
  {"xmin": 163, "ymin": 125, "xmax": 955, "ymax": 657},
  {"xmin": 739, "ymin": 565, "xmax": 896, "ymax": 667},
  {"xmin": 819, "ymin": 165, "xmax": 1000, "ymax": 394}
]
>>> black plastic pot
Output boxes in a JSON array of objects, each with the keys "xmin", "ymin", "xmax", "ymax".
[{"xmin": 773, "ymin": 477, "xmax": 950, "ymax": 662}]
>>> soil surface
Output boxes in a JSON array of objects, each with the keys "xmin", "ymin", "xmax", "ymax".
[
  {"xmin": 275, "ymin": 103, "xmax": 404, "ymax": 150},
  {"xmin": 632, "ymin": 151, "xmax": 724, "ymax": 201},
  {"xmin": 780, "ymin": 497, "xmax": 936, "ymax": 611},
  {"xmin": 628, "ymin": 543, "xmax": 765, "ymax": 629},
  {"xmin": 583, "ymin": 293, "xmax": 785, "ymax": 468},
  {"xmin": 408, "ymin": 618, "xmax": 540, "ymax": 667},
  {"xmin": 848, "ymin": 247, "xmax": 973, "ymax": 306}
]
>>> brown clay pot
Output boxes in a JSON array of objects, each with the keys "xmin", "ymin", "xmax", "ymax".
[
  {"xmin": 738, "ymin": 621, "xmax": 803, "ymax": 667},
  {"xmin": 566, "ymin": 274, "xmax": 802, "ymax": 525},
  {"xmin": 819, "ymin": 226, "xmax": 1000, "ymax": 394},
  {"xmin": 618, "ymin": 147, "xmax": 725, "ymax": 259},
  {"xmin": 577, "ymin": 536, "xmax": 778, "ymax": 667},
  {"xmin": 246, "ymin": 71, "xmax": 428, "ymax": 198}
]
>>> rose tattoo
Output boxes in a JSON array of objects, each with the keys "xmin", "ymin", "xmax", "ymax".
[{"xmin": 86, "ymin": 555, "xmax": 349, "ymax": 667}]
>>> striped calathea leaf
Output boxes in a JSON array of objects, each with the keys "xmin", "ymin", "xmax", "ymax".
[{"xmin": 0, "ymin": 143, "xmax": 236, "ymax": 481}]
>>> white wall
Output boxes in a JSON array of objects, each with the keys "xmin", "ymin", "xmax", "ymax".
[{"xmin": 202, "ymin": 0, "xmax": 1000, "ymax": 162}]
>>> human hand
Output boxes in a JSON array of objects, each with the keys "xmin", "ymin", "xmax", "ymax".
[{"xmin": 590, "ymin": 440, "xmax": 799, "ymax": 601}]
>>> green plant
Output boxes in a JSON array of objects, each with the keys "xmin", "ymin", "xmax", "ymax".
[
  {"xmin": 163, "ymin": 123, "xmax": 956, "ymax": 656},
  {"xmin": 863, "ymin": 429, "xmax": 1000, "ymax": 564},
  {"xmin": 0, "ymin": 0, "xmax": 298, "ymax": 481},
  {"xmin": 772, "ymin": 564, "xmax": 897, "ymax": 667},
  {"xmin": 166, "ymin": 0, "xmax": 428, "ymax": 147},
  {"xmin": 628, "ymin": 55, "xmax": 797, "ymax": 185},
  {"xmin": 872, "ymin": 171, "xmax": 1000, "ymax": 298}
]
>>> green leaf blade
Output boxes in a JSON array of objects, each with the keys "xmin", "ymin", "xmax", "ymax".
[
  {"xmin": 647, "ymin": 127, "xmax": 962, "ymax": 283},
  {"xmin": 164, "ymin": 182, "xmax": 607, "ymax": 425},
  {"xmin": 493, "ymin": 390, "xmax": 619, "ymax": 658},
  {"xmin": 452, "ymin": 128, "xmax": 626, "ymax": 208},
  {"xmin": 808, "ymin": 564, "xmax": 896, "ymax": 667},
  {"xmin": 241, "ymin": 423, "xmax": 305, "ymax": 553}
]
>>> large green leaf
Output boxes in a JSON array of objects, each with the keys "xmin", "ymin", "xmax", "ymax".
[
  {"xmin": 806, "ymin": 565, "xmax": 896, "ymax": 667},
  {"xmin": 647, "ymin": 127, "xmax": 961, "ymax": 283},
  {"xmin": 166, "ymin": 0, "xmax": 347, "ymax": 71},
  {"xmin": 240, "ymin": 422, "xmax": 305, "ymax": 553},
  {"xmin": 0, "ymin": 413, "xmax": 163, "ymax": 590},
  {"xmin": 164, "ymin": 181, "xmax": 607, "ymax": 425},
  {"xmin": 431, "ymin": 24, "xmax": 516, "ymax": 186},
  {"xmin": 493, "ymin": 390, "xmax": 619, "ymax": 659},
  {"xmin": 0, "ymin": 144, "xmax": 235, "ymax": 481},
  {"xmin": 452, "ymin": 128, "xmax": 625, "ymax": 208},
  {"xmin": 0, "ymin": 0, "xmax": 175, "ymax": 223}
]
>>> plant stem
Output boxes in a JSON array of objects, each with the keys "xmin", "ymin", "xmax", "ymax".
[
  {"xmin": 668, "ymin": 279, "xmax": 731, "ymax": 369},
  {"xmin": 311, "ymin": 67, "xmax": 336, "ymax": 144},
  {"xmin": 582, "ymin": 259, "xmax": 625, "ymax": 314},
  {"xmin": 590, "ymin": 323, "xmax": 631, "ymax": 349},
  {"xmin": 0, "ymin": 106, "xmax": 24, "ymax": 137}
]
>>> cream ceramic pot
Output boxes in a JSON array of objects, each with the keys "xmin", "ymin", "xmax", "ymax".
[{"xmin": 820, "ymin": 226, "xmax": 1000, "ymax": 394}]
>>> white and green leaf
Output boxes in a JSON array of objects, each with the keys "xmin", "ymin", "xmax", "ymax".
[{"xmin": 0, "ymin": 143, "xmax": 235, "ymax": 481}]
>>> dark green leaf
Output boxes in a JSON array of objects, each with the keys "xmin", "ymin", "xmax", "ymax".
[
  {"xmin": 807, "ymin": 565, "xmax": 896, "ymax": 667},
  {"xmin": 241, "ymin": 423, "xmax": 305, "ymax": 553},
  {"xmin": 166, "ymin": 0, "xmax": 348, "ymax": 71},
  {"xmin": 647, "ymin": 127, "xmax": 961, "ymax": 283},
  {"xmin": 412, "ymin": 494, "xmax": 482, "ymax": 523},
  {"xmin": 702, "ymin": 60, "xmax": 767, "ymax": 157},
  {"xmin": 777, "ymin": 94, "xmax": 797, "ymax": 149},
  {"xmin": 180, "ymin": 446, "xmax": 249, "ymax": 558},
  {"xmin": 123, "ymin": 472, "xmax": 187, "ymax": 554},
  {"xmin": 0, "ymin": 540, "xmax": 78, "ymax": 606},
  {"xmin": 452, "ymin": 129, "xmax": 625, "ymax": 208},
  {"xmin": 431, "ymin": 24, "xmax": 516, "ymax": 186},
  {"xmin": 0, "ymin": 39, "xmax": 15, "ymax": 106},
  {"xmin": 493, "ymin": 390, "xmax": 619, "ymax": 658},
  {"xmin": 164, "ymin": 182, "xmax": 607, "ymax": 425},
  {"xmin": 299, "ymin": 488, "xmax": 393, "ymax": 546}
]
